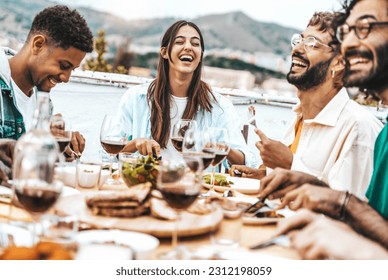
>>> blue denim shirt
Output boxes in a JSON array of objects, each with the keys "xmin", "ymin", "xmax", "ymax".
[{"xmin": 117, "ymin": 83, "xmax": 259, "ymax": 168}]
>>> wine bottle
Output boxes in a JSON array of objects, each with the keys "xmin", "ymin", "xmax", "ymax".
[{"xmin": 13, "ymin": 92, "xmax": 59, "ymax": 183}]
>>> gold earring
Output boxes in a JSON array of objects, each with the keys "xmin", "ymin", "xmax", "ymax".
[{"xmin": 331, "ymin": 69, "xmax": 336, "ymax": 78}]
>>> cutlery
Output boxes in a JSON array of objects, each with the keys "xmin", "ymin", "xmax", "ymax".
[
  {"xmin": 248, "ymin": 116, "xmax": 257, "ymax": 129},
  {"xmin": 233, "ymin": 169, "xmax": 242, "ymax": 177},
  {"xmin": 68, "ymin": 146, "xmax": 81, "ymax": 160},
  {"xmin": 249, "ymin": 235, "xmax": 290, "ymax": 250},
  {"xmin": 244, "ymin": 196, "xmax": 269, "ymax": 214}
]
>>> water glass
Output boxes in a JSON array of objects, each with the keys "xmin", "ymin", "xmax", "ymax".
[{"xmin": 211, "ymin": 204, "xmax": 244, "ymax": 248}]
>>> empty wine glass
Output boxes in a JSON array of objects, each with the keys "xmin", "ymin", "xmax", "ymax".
[
  {"xmin": 157, "ymin": 157, "xmax": 201, "ymax": 260},
  {"xmin": 171, "ymin": 119, "xmax": 197, "ymax": 152},
  {"xmin": 49, "ymin": 115, "xmax": 72, "ymax": 154},
  {"xmin": 13, "ymin": 147, "xmax": 63, "ymax": 245},
  {"xmin": 202, "ymin": 128, "xmax": 230, "ymax": 196},
  {"xmin": 100, "ymin": 114, "xmax": 128, "ymax": 185},
  {"xmin": 182, "ymin": 129, "xmax": 214, "ymax": 171}
]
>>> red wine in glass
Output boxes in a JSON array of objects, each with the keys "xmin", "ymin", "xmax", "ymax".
[
  {"xmin": 56, "ymin": 137, "xmax": 71, "ymax": 153},
  {"xmin": 160, "ymin": 187, "xmax": 199, "ymax": 210},
  {"xmin": 157, "ymin": 158, "xmax": 201, "ymax": 260},
  {"xmin": 171, "ymin": 120, "xmax": 197, "ymax": 152},
  {"xmin": 101, "ymin": 140, "xmax": 126, "ymax": 154},
  {"xmin": 203, "ymin": 149, "xmax": 229, "ymax": 166},
  {"xmin": 49, "ymin": 115, "xmax": 72, "ymax": 154},
  {"xmin": 15, "ymin": 187, "xmax": 61, "ymax": 213},
  {"xmin": 171, "ymin": 137, "xmax": 184, "ymax": 152},
  {"xmin": 183, "ymin": 151, "xmax": 214, "ymax": 170}
]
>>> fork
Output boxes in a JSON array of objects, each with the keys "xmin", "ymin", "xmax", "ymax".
[{"xmin": 249, "ymin": 235, "xmax": 290, "ymax": 250}]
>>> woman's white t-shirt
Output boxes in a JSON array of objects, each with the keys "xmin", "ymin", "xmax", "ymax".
[{"xmin": 161, "ymin": 95, "xmax": 188, "ymax": 159}]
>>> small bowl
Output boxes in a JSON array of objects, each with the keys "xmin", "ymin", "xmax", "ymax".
[{"xmin": 55, "ymin": 166, "xmax": 109, "ymax": 188}]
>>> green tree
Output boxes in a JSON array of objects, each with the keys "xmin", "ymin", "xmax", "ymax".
[{"xmin": 84, "ymin": 29, "xmax": 112, "ymax": 72}]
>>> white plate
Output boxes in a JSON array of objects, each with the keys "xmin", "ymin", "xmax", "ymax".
[
  {"xmin": 0, "ymin": 223, "xmax": 33, "ymax": 247},
  {"xmin": 75, "ymin": 229, "xmax": 159, "ymax": 260},
  {"xmin": 242, "ymin": 207, "xmax": 295, "ymax": 225},
  {"xmin": 203, "ymin": 175, "xmax": 260, "ymax": 194}
]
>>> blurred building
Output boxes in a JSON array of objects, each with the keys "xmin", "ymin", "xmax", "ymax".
[{"xmin": 203, "ymin": 66, "xmax": 255, "ymax": 90}]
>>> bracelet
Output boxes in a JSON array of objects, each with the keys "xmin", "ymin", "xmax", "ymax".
[{"xmin": 340, "ymin": 191, "xmax": 351, "ymax": 220}]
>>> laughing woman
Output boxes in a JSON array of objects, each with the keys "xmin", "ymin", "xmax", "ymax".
[{"xmin": 118, "ymin": 20, "xmax": 257, "ymax": 167}]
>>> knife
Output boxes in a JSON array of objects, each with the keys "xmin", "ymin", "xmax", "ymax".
[
  {"xmin": 249, "ymin": 235, "xmax": 290, "ymax": 250},
  {"xmin": 244, "ymin": 196, "xmax": 269, "ymax": 214}
]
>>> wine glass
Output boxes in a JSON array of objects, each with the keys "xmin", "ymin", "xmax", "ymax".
[
  {"xmin": 202, "ymin": 128, "xmax": 230, "ymax": 196},
  {"xmin": 182, "ymin": 129, "xmax": 215, "ymax": 171},
  {"xmin": 49, "ymin": 115, "xmax": 72, "ymax": 155},
  {"xmin": 100, "ymin": 114, "xmax": 128, "ymax": 185},
  {"xmin": 171, "ymin": 119, "xmax": 197, "ymax": 152},
  {"xmin": 12, "ymin": 147, "xmax": 63, "ymax": 245},
  {"xmin": 157, "ymin": 157, "xmax": 201, "ymax": 260}
]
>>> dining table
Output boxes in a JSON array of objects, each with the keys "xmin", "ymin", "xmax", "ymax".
[{"xmin": 0, "ymin": 179, "xmax": 300, "ymax": 260}]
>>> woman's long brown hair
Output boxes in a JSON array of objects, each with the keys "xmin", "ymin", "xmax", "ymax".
[{"xmin": 147, "ymin": 20, "xmax": 216, "ymax": 148}]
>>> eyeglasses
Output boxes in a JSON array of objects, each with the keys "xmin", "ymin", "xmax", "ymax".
[
  {"xmin": 291, "ymin": 33, "xmax": 332, "ymax": 52},
  {"xmin": 336, "ymin": 18, "xmax": 388, "ymax": 42}
]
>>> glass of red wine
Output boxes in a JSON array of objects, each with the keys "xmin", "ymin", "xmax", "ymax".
[
  {"xmin": 100, "ymin": 114, "xmax": 128, "ymax": 185},
  {"xmin": 182, "ymin": 129, "xmax": 214, "ymax": 171},
  {"xmin": 171, "ymin": 119, "xmax": 197, "ymax": 152},
  {"xmin": 13, "ymin": 146, "xmax": 63, "ymax": 245},
  {"xmin": 202, "ymin": 128, "xmax": 230, "ymax": 196},
  {"xmin": 49, "ymin": 115, "xmax": 72, "ymax": 155},
  {"xmin": 157, "ymin": 157, "xmax": 201, "ymax": 259}
]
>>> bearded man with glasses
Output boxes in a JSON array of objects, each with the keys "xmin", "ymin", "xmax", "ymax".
[
  {"xmin": 230, "ymin": 12, "xmax": 382, "ymax": 199},
  {"xmin": 255, "ymin": 0, "xmax": 388, "ymax": 259}
]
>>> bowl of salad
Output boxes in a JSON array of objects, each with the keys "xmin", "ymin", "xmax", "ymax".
[{"xmin": 119, "ymin": 153, "xmax": 160, "ymax": 188}]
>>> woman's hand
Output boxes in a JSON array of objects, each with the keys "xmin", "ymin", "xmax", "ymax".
[{"xmin": 135, "ymin": 138, "xmax": 161, "ymax": 158}]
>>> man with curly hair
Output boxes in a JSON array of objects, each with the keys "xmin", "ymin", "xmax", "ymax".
[{"xmin": 0, "ymin": 5, "xmax": 93, "ymax": 164}]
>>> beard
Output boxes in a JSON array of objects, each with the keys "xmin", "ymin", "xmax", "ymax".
[
  {"xmin": 343, "ymin": 43, "xmax": 388, "ymax": 91},
  {"xmin": 287, "ymin": 58, "xmax": 333, "ymax": 91}
]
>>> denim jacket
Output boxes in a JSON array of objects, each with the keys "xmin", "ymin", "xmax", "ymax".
[
  {"xmin": 0, "ymin": 47, "xmax": 26, "ymax": 139},
  {"xmin": 0, "ymin": 47, "xmax": 54, "ymax": 139},
  {"xmin": 117, "ymin": 83, "xmax": 259, "ymax": 168}
]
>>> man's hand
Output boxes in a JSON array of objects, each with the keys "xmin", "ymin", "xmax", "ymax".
[
  {"xmin": 135, "ymin": 138, "xmax": 161, "ymax": 158},
  {"xmin": 277, "ymin": 184, "xmax": 343, "ymax": 218},
  {"xmin": 229, "ymin": 165, "xmax": 265, "ymax": 179},
  {"xmin": 0, "ymin": 139, "xmax": 16, "ymax": 185},
  {"xmin": 258, "ymin": 168, "xmax": 328, "ymax": 199},
  {"xmin": 274, "ymin": 209, "xmax": 388, "ymax": 260},
  {"xmin": 64, "ymin": 131, "xmax": 85, "ymax": 160},
  {"xmin": 255, "ymin": 128, "xmax": 293, "ymax": 169}
]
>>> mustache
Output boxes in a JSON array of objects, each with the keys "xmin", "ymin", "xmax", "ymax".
[
  {"xmin": 344, "ymin": 49, "xmax": 373, "ymax": 61},
  {"xmin": 292, "ymin": 53, "xmax": 309, "ymax": 65}
]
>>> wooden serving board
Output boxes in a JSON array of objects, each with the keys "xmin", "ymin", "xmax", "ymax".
[{"xmin": 55, "ymin": 193, "xmax": 223, "ymax": 238}]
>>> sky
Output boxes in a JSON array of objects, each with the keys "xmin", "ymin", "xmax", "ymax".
[{"xmin": 56, "ymin": 0, "xmax": 343, "ymax": 30}]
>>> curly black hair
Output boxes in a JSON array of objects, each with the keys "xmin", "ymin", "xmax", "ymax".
[
  {"xmin": 27, "ymin": 5, "xmax": 93, "ymax": 53},
  {"xmin": 307, "ymin": 11, "xmax": 344, "ymax": 53}
]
